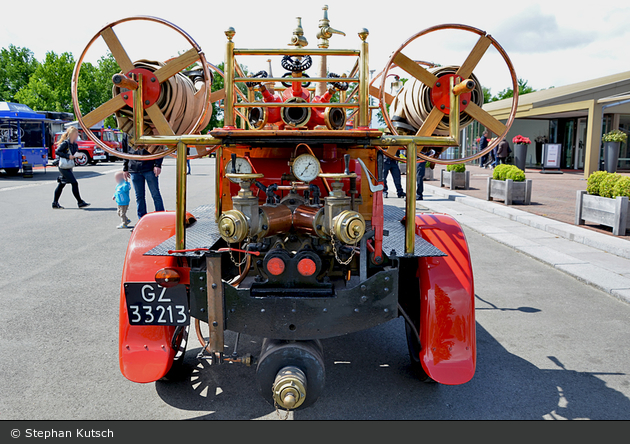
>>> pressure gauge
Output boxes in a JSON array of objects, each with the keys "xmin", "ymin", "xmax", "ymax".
[
  {"xmin": 224, "ymin": 157, "xmax": 253, "ymax": 183},
  {"xmin": 292, "ymin": 153, "xmax": 320, "ymax": 183}
]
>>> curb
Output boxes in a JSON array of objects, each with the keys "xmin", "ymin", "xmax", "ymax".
[{"xmin": 423, "ymin": 184, "xmax": 630, "ymax": 306}]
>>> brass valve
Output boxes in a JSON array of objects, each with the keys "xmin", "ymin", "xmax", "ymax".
[
  {"xmin": 272, "ymin": 366, "xmax": 307, "ymax": 410},
  {"xmin": 218, "ymin": 210, "xmax": 249, "ymax": 243},
  {"xmin": 332, "ymin": 210, "xmax": 366, "ymax": 244},
  {"xmin": 288, "ymin": 17, "xmax": 308, "ymax": 48},
  {"xmin": 316, "ymin": 5, "xmax": 345, "ymax": 49}
]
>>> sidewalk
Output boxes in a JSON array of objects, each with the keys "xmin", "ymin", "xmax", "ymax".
[{"xmin": 384, "ymin": 174, "xmax": 630, "ymax": 306}]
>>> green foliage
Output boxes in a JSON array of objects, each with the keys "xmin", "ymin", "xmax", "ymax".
[
  {"xmin": 598, "ymin": 173, "xmax": 622, "ymax": 198},
  {"xmin": 612, "ymin": 176, "xmax": 630, "ymax": 198},
  {"xmin": 488, "ymin": 78, "xmax": 536, "ymax": 102},
  {"xmin": 586, "ymin": 171, "xmax": 609, "ymax": 195},
  {"xmin": 446, "ymin": 163, "xmax": 466, "ymax": 173},
  {"xmin": 506, "ymin": 167, "xmax": 526, "ymax": 182},
  {"xmin": 602, "ymin": 129, "xmax": 628, "ymax": 143},
  {"xmin": 0, "ymin": 45, "xmax": 39, "ymax": 102},
  {"xmin": 482, "ymin": 86, "xmax": 493, "ymax": 104},
  {"xmin": 493, "ymin": 164, "xmax": 525, "ymax": 181}
]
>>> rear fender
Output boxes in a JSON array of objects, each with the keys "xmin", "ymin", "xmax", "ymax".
[
  {"xmin": 119, "ymin": 211, "xmax": 192, "ymax": 383},
  {"xmin": 415, "ymin": 213, "xmax": 475, "ymax": 385}
]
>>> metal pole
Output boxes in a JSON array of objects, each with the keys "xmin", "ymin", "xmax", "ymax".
[
  {"xmin": 358, "ymin": 29, "xmax": 369, "ymax": 128},
  {"xmin": 175, "ymin": 141, "xmax": 187, "ymax": 250},
  {"xmin": 224, "ymin": 28, "xmax": 236, "ymax": 128},
  {"xmin": 133, "ymin": 74, "xmax": 143, "ymax": 143},
  {"xmin": 449, "ymin": 76, "xmax": 460, "ymax": 145},
  {"xmin": 405, "ymin": 142, "xmax": 417, "ymax": 255}
]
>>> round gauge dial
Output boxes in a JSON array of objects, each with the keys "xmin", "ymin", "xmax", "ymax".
[
  {"xmin": 292, "ymin": 153, "xmax": 320, "ymax": 183},
  {"xmin": 225, "ymin": 157, "xmax": 253, "ymax": 183}
]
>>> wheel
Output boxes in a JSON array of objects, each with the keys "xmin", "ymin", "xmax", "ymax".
[
  {"xmin": 405, "ymin": 320, "xmax": 434, "ymax": 383},
  {"xmin": 160, "ymin": 325, "xmax": 189, "ymax": 382},
  {"xmin": 71, "ymin": 16, "xmax": 221, "ymax": 162},
  {"xmin": 74, "ymin": 152, "xmax": 89, "ymax": 167},
  {"xmin": 4, "ymin": 168, "xmax": 20, "ymax": 176},
  {"xmin": 376, "ymin": 24, "xmax": 519, "ymax": 165}
]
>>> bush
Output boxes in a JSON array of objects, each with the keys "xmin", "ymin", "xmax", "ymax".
[
  {"xmin": 446, "ymin": 164, "xmax": 466, "ymax": 173},
  {"xmin": 586, "ymin": 171, "xmax": 609, "ymax": 196},
  {"xmin": 599, "ymin": 173, "xmax": 622, "ymax": 198},
  {"xmin": 612, "ymin": 176, "xmax": 630, "ymax": 198},
  {"xmin": 506, "ymin": 167, "xmax": 526, "ymax": 182}
]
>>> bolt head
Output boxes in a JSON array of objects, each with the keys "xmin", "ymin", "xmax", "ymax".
[
  {"xmin": 436, "ymin": 82, "xmax": 441, "ymax": 88},
  {"xmin": 123, "ymin": 95, "xmax": 129, "ymax": 100},
  {"xmin": 462, "ymin": 100, "xmax": 468, "ymax": 105},
  {"xmin": 440, "ymin": 104, "xmax": 446, "ymax": 110},
  {"xmin": 151, "ymin": 77, "xmax": 156, "ymax": 82},
  {"xmin": 145, "ymin": 100, "xmax": 150, "ymax": 105},
  {"xmin": 212, "ymin": 283, "xmax": 217, "ymax": 289}
]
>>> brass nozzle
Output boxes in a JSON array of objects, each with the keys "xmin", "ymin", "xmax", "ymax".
[
  {"xmin": 332, "ymin": 210, "xmax": 366, "ymax": 244},
  {"xmin": 218, "ymin": 210, "xmax": 249, "ymax": 243},
  {"xmin": 272, "ymin": 366, "xmax": 307, "ymax": 410}
]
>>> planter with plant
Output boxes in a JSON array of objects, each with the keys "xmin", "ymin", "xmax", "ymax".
[
  {"xmin": 440, "ymin": 163, "xmax": 469, "ymax": 189},
  {"xmin": 512, "ymin": 135, "xmax": 531, "ymax": 171},
  {"xmin": 576, "ymin": 171, "xmax": 630, "ymax": 235},
  {"xmin": 602, "ymin": 130, "xmax": 628, "ymax": 173},
  {"xmin": 486, "ymin": 164, "xmax": 532, "ymax": 205}
]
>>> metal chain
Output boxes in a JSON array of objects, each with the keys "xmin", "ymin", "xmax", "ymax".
[
  {"xmin": 273, "ymin": 396, "xmax": 291, "ymax": 420},
  {"xmin": 228, "ymin": 237, "xmax": 251, "ymax": 267},
  {"xmin": 330, "ymin": 229, "xmax": 358, "ymax": 265}
]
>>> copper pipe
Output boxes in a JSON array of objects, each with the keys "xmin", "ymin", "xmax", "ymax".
[
  {"xmin": 292, "ymin": 204, "xmax": 323, "ymax": 236},
  {"xmin": 260, "ymin": 205, "xmax": 293, "ymax": 237},
  {"xmin": 275, "ymin": 185, "xmax": 310, "ymax": 191}
]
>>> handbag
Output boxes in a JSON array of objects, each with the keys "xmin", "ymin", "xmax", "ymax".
[{"xmin": 58, "ymin": 142, "xmax": 74, "ymax": 169}]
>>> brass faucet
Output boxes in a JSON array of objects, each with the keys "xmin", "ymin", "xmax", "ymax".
[
  {"xmin": 316, "ymin": 5, "xmax": 345, "ymax": 48},
  {"xmin": 288, "ymin": 17, "xmax": 308, "ymax": 48}
]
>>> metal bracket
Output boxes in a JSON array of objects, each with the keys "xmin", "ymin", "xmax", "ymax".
[{"xmin": 356, "ymin": 158, "xmax": 384, "ymax": 192}]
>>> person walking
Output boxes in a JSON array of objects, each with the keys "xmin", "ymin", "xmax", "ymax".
[
  {"xmin": 383, "ymin": 150, "xmax": 405, "ymax": 198},
  {"xmin": 478, "ymin": 130, "xmax": 490, "ymax": 168},
  {"xmin": 122, "ymin": 134, "xmax": 165, "ymax": 220},
  {"xmin": 52, "ymin": 126, "xmax": 90, "ymax": 209},
  {"xmin": 495, "ymin": 138, "xmax": 510, "ymax": 166}
]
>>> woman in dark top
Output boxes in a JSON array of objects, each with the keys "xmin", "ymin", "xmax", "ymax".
[{"xmin": 52, "ymin": 126, "xmax": 90, "ymax": 209}]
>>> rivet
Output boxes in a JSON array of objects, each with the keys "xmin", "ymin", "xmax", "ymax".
[
  {"xmin": 144, "ymin": 345, "xmax": 148, "ymax": 350},
  {"xmin": 323, "ymin": 308, "xmax": 328, "ymax": 313},
  {"xmin": 212, "ymin": 321, "xmax": 218, "ymax": 327},
  {"xmin": 291, "ymin": 308, "xmax": 296, "ymax": 313},
  {"xmin": 125, "ymin": 345, "xmax": 130, "ymax": 350},
  {"xmin": 212, "ymin": 283, "xmax": 217, "ymax": 289},
  {"xmin": 384, "ymin": 287, "xmax": 389, "ymax": 292},
  {"xmin": 231, "ymin": 308, "xmax": 236, "ymax": 313},
  {"xmin": 384, "ymin": 276, "xmax": 390, "ymax": 282},
  {"xmin": 145, "ymin": 100, "xmax": 150, "ymax": 105},
  {"xmin": 360, "ymin": 285, "xmax": 367, "ymax": 291},
  {"xmin": 199, "ymin": 276, "xmax": 204, "ymax": 281},
  {"xmin": 200, "ymin": 287, "xmax": 204, "ymax": 291},
  {"xmin": 462, "ymin": 100, "xmax": 468, "ymax": 105},
  {"xmin": 384, "ymin": 308, "xmax": 389, "ymax": 313},
  {"xmin": 261, "ymin": 309, "xmax": 265, "ymax": 313},
  {"xmin": 440, "ymin": 104, "xmax": 446, "ymax": 110},
  {"xmin": 123, "ymin": 95, "xmax": 129, "ymax": 100},
  {"xmin": 200, "ymin": 308, "xmax": 205, "ymax": 312},
  {"xmin": 432, "ymin": 347, "xmax": 436, "ymax": 351},
  {"xmin": 151, "ymin": 77, "xmax": 156, "ymax": 82},
  {"xmin": 361, "ymin": 296, "xmax": 367, "ymax": 302},
  {"xmin": 354, "ymin": 308, "xmax": 359, "ymax": 313},
  {"xmin": 161, "ymin": 345, "xmax": 165, "ymax": 349}
]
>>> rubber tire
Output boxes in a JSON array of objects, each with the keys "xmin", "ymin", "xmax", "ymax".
[
  {"xmin": 160, "ymin": 325, "xmax": 189, "ymax": 382},
  {"xmin": 405, "ymin": 320, "xmax": 435, "ymax": 383},
  {"xmin": 4, "ymin": 168, "xmax": 20, "ymax": 176},
  {"xmin": 74, "ymin": 152, "xmax": 89, "ymax": 167}
]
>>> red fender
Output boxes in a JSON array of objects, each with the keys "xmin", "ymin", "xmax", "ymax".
[
  {"xmin": 119, "ymin": 211, "xmax": 191, "ymax": 383},
  {"xmin": 415, "ymin": 213, "xmax": 475, "ymax": 385}
]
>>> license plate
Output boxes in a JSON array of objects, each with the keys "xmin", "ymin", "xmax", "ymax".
[
  {"xmin": 93, "ymin": 155, "xmax": 106, "ymax": 160},
  {"xmin": 124, "ymin": 283, "xmax": 189, "ymax": 326}
]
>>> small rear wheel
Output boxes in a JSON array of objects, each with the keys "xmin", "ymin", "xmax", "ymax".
[
  {"xmin": 160, "ymin": 325, "xmax": 189, "ymax": 382},
  {"xmin": 405, "ymin": 320, "xmax": 434, "ymax": 383}
]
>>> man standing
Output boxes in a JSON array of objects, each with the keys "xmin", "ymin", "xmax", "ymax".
[
  {"xmin": 478, "ymin": 130, "xmax": 490, "ymax": 168},
  {"xmin": 383, "ymin": 149, "xmax": 406, "ymax": 198},
  {"xmin": 495, "ymin": 138, "xmax": 510, "ymax": 165},
  {"xmin": 122, "ymin": 134, "xmax": 165, "ymax": 220},
  {"xmin": 416, "ymin": 158, "xmax": 426, "ymax": 200}
]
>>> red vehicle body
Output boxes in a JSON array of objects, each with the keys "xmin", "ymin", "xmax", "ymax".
[
  {"xmin": 52, "ymin": 129, "xmax": 109, "ymax": 165},
  {"xmin": 72, "ymin": 13, "xmax": 518, "ymax": 414}
]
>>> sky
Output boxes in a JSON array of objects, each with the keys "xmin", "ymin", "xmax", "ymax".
[{"xmin": 1, "ymin": 0, "xmax": 629, "ymax": 98}]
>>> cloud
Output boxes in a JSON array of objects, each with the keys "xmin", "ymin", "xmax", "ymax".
[{"xmin": 492, "ymin": 5, "xmax": 597, "ymax": 53}]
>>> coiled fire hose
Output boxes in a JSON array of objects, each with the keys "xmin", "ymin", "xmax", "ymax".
[
  {"xmin": 389, "ymin": 65, "xmax": 483, "ymax": 136},
  {"xmin": 113, "ymin": 59, "xmax": 212, "ymax": 152}
]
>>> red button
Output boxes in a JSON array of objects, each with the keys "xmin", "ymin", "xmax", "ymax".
[{"xmin": 297, "ymin": 258, "xmax": 317, "ymax": 276}]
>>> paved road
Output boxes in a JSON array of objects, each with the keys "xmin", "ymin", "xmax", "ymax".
[{"xmin": 1, "ymin": 159, "xmax": 629, "ymax": 420}]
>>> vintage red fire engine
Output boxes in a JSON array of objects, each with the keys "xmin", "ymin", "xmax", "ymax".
[{"xmin": 72, "ymin": 9, "xmax": 518, "ymax": 411}]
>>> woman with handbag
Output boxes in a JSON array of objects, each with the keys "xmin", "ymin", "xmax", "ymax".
[{"xmin": 52, "ymin": 126, "xmax": 90, "ymax": 209}]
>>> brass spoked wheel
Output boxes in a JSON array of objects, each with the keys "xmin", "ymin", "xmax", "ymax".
[
  {"xmin": 377, "ymin": 24, "xmax": 519, "ymax": 165},
  {"xmin": 71, "ymin": 16, "xmax": 222, "ymax": 161}
]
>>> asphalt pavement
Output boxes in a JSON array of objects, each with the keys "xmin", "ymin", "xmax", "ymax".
[{"xmin": 1, "ymin": 159, "xmax": 629, "ymax": 420}]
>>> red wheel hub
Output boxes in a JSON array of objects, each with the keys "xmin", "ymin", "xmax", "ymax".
[
  {"xmin": 430, "ymin": 73, "xmax": 472, "ymax": 115},
  {"xmin": 120, "ymin": 68, "xmax": 162, "ymax": 109}
]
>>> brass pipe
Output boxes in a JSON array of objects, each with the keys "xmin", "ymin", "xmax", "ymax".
[
  {"xmin": 133, "ymin": 73, "xmax": 144, "ymax": 143},
  {"xmin": 371, "ymin": 135, "xmax": 458, "ymax": 147},
  {"xmin": 233, "ymin": 48, "xmax": 360, "ymax": 56},
  {"xmin": 224, "ymin": 29, "xmax": 236, "ymax": 127},
  {"xmin": 215, "ymin": 146, "xmax": 223, "ymax": 222},
  {"xmin": 452, "ymin": 78, "xmax": 475, "ymax": 96},
  {"xmin": 136, "ymin": 135, "xmax": 223, "ymax": 145},
  {"xmin": 175, "ymin": 141, "xmax": 187, "ymax": 250},
  {"xmin": 358, "ymin": 29, "xmax": 369, "ymax": 128},
  {"xmin": 349, "ymin": 58, "xmax": 360, "ymax": 78},
  {"xmin": 405, "ymin": 142, "xmax": 417, "ymax": 255},
  {"xmin": 449, "ymin": 76, "xmax": 460, "ymax": 145}
]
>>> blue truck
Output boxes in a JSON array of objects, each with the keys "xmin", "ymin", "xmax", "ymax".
[{"xmin": 0, "ymin": 102, "xmax": 51, "ymax": 175}]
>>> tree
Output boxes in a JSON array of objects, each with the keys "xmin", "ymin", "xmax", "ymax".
[
  {"xmin": 490, "ymin": 78, "xmax": 536, "ymax": 102},
  {"xmin": 14, "ymin": 51, "xmax": 75, "ymax": 112},
  {"xmin": 0, "ymin": 45, "xmax": 39, "ymax": 102},
  {"xmin": 80, "ymin": 53, "xmax": 120, "ymax": 128},
  {"xmin": 482, "ymin": 86, "xmax": 493, "ymax": 104}
]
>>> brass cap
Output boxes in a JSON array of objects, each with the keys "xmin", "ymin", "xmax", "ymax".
[
  {"xmin": 333, "ymin": 210, "xmax": 366, "ymax": 244},
  {"xmin": 272, "ymin": 366, "xmax": 307, "ymax": 410},
  {"xmin": 218, "ymin": 210, "xmax": 249, "ymax": 243}
]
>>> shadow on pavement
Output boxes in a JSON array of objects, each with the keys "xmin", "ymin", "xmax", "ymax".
[{"xmin": 155, "ymin": 320, "xmax": 629, "ymax": 419}]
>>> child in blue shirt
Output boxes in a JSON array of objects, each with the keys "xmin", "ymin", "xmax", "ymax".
[{"xmin": 113, "ymin": 171, "xmax": 131, "ymax": 229}]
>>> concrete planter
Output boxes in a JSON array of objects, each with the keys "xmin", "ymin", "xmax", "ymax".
[
  {"xmin": 575, "ymin": 191, "xmax": 629, "ymax": 236},
  {"xmin": 424, "ymin": 167, "xmax": 434, "ymax": 181},
  {"xmin": 486, "ymin": 178, "xmax": 532, "ymax": 205},
  {"xmin": 440, "ymin": 170, "xmax": 470, "ymax": 190}
]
